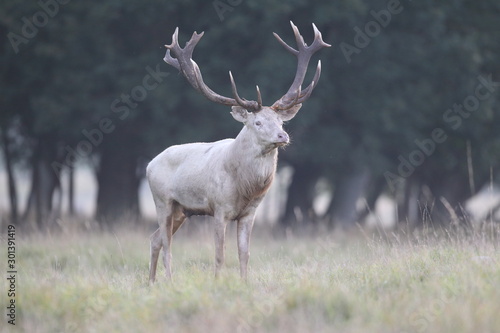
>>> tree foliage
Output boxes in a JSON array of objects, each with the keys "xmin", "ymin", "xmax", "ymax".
[{"xmin": 1, "ymin": 0, "xmax": 499, "ymax": 227}]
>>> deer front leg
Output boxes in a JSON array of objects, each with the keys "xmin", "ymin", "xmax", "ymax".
[
  {"xmin": 214, "ymin": 216, "xmax": 228, "ymax": 278},
  {"xmin": 237, "ymin": 215, "xmax": 255, "ymax": 281}
]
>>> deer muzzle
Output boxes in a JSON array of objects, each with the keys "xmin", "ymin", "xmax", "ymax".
[{"xmin": 275, "ymin": 131, "xmax": 290, "ymax": 146}]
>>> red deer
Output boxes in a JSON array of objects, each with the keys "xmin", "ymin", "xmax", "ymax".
[{"xmin": 147, "ymin": 21, "xmax": 330, "ymax": 282}]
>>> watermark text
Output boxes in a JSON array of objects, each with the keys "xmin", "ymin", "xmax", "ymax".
[{"xmin": 5, "ymin": 225, "xmax": 17, "ymax": 326}]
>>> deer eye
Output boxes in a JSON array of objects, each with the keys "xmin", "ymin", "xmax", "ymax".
[{"xmin": 255, "ymin": 121, "xmax": 262, "ymax": 127}]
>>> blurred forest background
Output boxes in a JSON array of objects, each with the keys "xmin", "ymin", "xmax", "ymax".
[{"xmin": 1, "ymin": 0, "xmax": 500, "ymax": 230}]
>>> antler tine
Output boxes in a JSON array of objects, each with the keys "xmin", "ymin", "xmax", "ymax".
[
  {"xmin": 273, "ymin": 32, "xmax": 299, "ymax": 55},
  {"xmin": 272, "ymin": 21, "xmax": 330, "ymax": 110},
  {"xmin": 291, "ymin": 21, "xmax": 306, "ymax": 50},
  {"xmin": 190, "ymin": 62, "xmax": 235, "ymax": 106},
  {"xmin": 256, "ymin": 85, "xmax": 262, "ymax": 109},
  {"xmin": 296, "ymin": 60, "xmax": 322, "ymax": 103},
  {"xmin": 310, "ymin": 23, "xmax": 332, "ymax": 51},
  {"xmin": 297, "ymin": 81, "xmax": 314, "ymax": 104},
  {"xmin": 278, "ymin": 83, "xmax": 302, "ymax": 110},
  {"xmin": 163, "ymin": 27, "xmax": 262, "ymax": 111},
  {"xmin": 183, "ymin": 31, "xmax": 205, "ymax": 59},
  {"xmin": 163, "ymin": 28, "xmax": 181, "ymax": 70},
  {"xmin": 229, "ymin": 71, "xmax": 261, "ymax": 111},
  {"xmin": 164, "ymin": 27, "xmax": 179, "ymax": 50}
]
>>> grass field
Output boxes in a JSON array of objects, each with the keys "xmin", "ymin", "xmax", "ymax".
[{"xmin": 2, "ymin": 221, "xmax": 499, "ymax": 333}]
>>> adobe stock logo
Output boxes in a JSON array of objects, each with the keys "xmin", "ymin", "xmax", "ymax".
[
  {"xmin": 384, "ymin": 74, "xmax": 500, "ymax": 191},
  {"xmin": 7, "ymin": 0, "xmax": 71, "ymax": 54}
]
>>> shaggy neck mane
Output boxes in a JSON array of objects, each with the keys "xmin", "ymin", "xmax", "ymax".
[{"xmin": 226, "ymin": 127, "xmax": 278, "ymax": 202}]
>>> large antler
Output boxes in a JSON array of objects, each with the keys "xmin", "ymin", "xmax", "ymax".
[
  {"xmin": 272, "ymin": 21, "xmax": 331, "ymax": 111},
  {"xmin": 164, "ymin": 28, "xmax": 262, "ymax": 111}
]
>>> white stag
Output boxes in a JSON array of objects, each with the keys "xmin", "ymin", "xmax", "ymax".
[{"xmin": 147, "ymin": 21, "xmax": 330, "ymax": 282}]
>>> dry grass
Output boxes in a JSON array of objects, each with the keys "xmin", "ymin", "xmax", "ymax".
[{"xmin": 2, "ymin": 221, "xmax": 499, "ymax": 333}]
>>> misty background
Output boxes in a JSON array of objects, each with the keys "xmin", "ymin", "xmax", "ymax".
[{"xmin": 1, "ymin": 0, "xmax": 500, "ymax": 230}]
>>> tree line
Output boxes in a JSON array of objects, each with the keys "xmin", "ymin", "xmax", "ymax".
[{"xmin": 1, "ymin": 0, "xmax": 499, "ymax": 229}]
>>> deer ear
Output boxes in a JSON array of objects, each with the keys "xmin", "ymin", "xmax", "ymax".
[
  {"xmin": 231, "ymin": 106, "xmax": 250, "ymax": 123},
  {"xmin": 278, "ymin": 104, "xmax": 302, "ymax": 121}
]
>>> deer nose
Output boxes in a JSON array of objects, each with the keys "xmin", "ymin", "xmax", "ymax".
[{"xmin": 277, "ymin": 132, "xmax": 289, "ymax": 143}]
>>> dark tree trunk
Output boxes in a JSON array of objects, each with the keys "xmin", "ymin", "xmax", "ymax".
[
  {"xmin": 357, "ymin": 175, "xmax": 385, "ymax": 224},
  {"xmin": 23, "ymin": 137, "xmax": 62, "ymax": 229},
  {"xmin": 1, "ymin": 129, "xmax": 18, "ymax": 224},
  {"xmin": 327, "ymin": 167, "xmax": 371, "ymax": 229},
  {"xmin": 395, "ymin": 177, "xmax": 420, "ymax": 226},
  {"xmin": 281, "ymin": 163, "xmax": 319, "ymax": 228},
  {"xmin": 68, "ymin": 166, "xmax": 75, "ymax": 215},
  {"xmin": 95, "ymin": 143, "xmax": 141, "ymax": 225},
  {"xmin": 425, "ymin": 172, "xmax": 470, "ymax": 225},
  {"xmin": 397, "ymin": 171, "xmax": 471, "ymax": 227}
]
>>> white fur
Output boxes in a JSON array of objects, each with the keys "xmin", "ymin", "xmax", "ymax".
[{"xmin": 147, "ymin": 105, "xmax": 300, "ymax": 282}]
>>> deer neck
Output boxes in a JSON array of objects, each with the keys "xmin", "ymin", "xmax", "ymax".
[{"xmin": 225, "ymin": 126, "xmax": 278, "ymax": 201}]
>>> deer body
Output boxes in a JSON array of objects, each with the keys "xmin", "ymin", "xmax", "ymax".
[
  {"xmin": 148, "ymin": 22, "xmax": 329, "ymax": 283},
  {"xmin": 148, "ymin": 108, "xmax": 290, "ymax": 220}
]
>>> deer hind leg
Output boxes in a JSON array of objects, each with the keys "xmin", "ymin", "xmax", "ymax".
[
  {"xmin": 148, "ymin": 202, "xmax": 175, "ymax": 283},
  {"xmin": 149, "ymin": 203, "xmax": 186, "ymax": 284},
  {"xmin": 161, "ymin": 205, "xmax": 176, "ymax": 281},
  {"xmin": 172, "ymin": 210, "xmax": 187, "ymax": 235},
  {"xmin": 149, "ymin": 228, "xmax": 162, "ymax": 284},
  {"xmin": 150, "ymin": 202, "xmax": 172, "ymax": 283}
]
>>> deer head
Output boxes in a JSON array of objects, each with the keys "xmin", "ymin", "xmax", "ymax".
[{"xmin": 163, "ymin": 21, "xmax": 331, "ymax": 150}]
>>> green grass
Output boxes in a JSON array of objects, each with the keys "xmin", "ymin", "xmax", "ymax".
[{"xmin": 2, "ymin": 223, "xmax": 500, "ymax": 333}]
